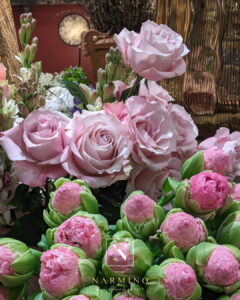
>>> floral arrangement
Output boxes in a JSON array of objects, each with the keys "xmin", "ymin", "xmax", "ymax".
[{"xmin": 1, "ymin": 16, "xmax": 240, "ymax": 300}]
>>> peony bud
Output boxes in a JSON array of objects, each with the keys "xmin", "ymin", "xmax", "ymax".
[
  {"xmin": 175, "ymin": 171, "xmax": 232, "ymax": 220},
  {"xmin": 146, "ymin": 258, "xmax": 201, "ymax": 300},
  {"xmin": 113, "ymin": 284, "xmax": 146, "ymax": 300},
  {"xmin": 217, "ymin": 290, "xmax": 240, "ymax": 300},
  {"xmin": 117, "ymin": 191, "xmax": 164, "ymax": 239},
  {"xmin": 62, "ymin": 285, "xmax": 112, "ymax": 300},
  {"xmin": 187, "ymin": 242, "xmax": 240, "ymax": 294},
  {"xmin": 43, "ymin": 178, "xmax": 99, "ymax": 228}
]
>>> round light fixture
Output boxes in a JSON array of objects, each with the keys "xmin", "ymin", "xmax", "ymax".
[{"xmin": 58, "ymin": 13, "xmax": 89, "ymax": 46}]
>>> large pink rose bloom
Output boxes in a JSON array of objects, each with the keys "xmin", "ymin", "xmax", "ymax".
[
  {"xmin": 105, "ymin": 242, "xmax": 134, "ymax": 274},
  {"xmin": 62, "ymin": 111, "xmax": 132, "ymax": 188},
  {"xmin": 115, "ymin": 297, "xmax": 145, "ymax": 300},
  {"xmin": 70, "ymin": 296, "xmax": 90, "ymax": 300},
  {"xmin": 0, "ymin": 108, "xmax": 70, "ymax": 187},
  {"xmin": 40, "ymin": 246, "xmax": 80, "ymax": 297},
  {"xmin": 127, "ymin": 96, "xmax": 176, "ymax": 170},
  {"xmin": 189, "ymin": 171, "xmax": 230, "ymax": 211},
  {"xmin": 203, "ymin": 147, "xmax": 230, "ymax": 175},
  {"xmin": 124, "ymin": 194, "xmax": 155, "ymax": 223},
  {"xmin": 0, "ymin": 246, "xmax": 16, "ymax": 280},
  {"xmin": 198, "ymin": 127, "xmax": 240, "ymax": 181},
  {"xmin": 127, "ymin": 157, "xmax": 181, "ymax": 201},
  {"xmin": 52, "ymin": 182, "xmax": 84, "ymax": 215},
  {"xmin": 204, "ymin": 247, "xmax": 240, "ymax": 286},
  {"xmin": 114, "ymin": 21, "xmax": 189, "ymax": 81},
  {"xmin": 231, "ymin": 184, "xmax": 240, "ymax": 202},
  {"xmin": 160, "ymin": 212, "xmax": 207, "ymax": 250},
  {"xmin": 0, "ymin": 287, "xmax": 6, "ymax": 300},
  {"xmin": 163, "ymin": 263, "xmax": 197, "ymax": 300},
  {"xmin": 55, "ymin": 216, "xmax": 102, "ymax": 258}
]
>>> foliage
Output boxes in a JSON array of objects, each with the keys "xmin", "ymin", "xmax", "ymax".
[{"xmin": 62, "ymin": 66, "xmax": 90, "ymax": 86}]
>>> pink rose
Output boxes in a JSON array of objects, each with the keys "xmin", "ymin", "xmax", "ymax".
[
  {"xmin": 231, "ymin": 184, "xmax": 240, "ymax": 202},
  {"xmin": 127, "ymin": 96, "xmax": 176, "ymax": 170},
  {"xmin": 0, "ymin": 64, "xmax": 6, "ymax": 81},
  {"xmin": 169, "ymin": 104, "xmax": 198, "ymax": 159},
  {"xmin": 198, "ymin": 127, "xmax": 240, "ymax": 181},
  {"xmin": 139, "ymin": 79, "xmax": 174, "ymax": 107},
  {"xmin": 114, "ymin": 21, "xmax": 189, "ymax": 81},
  {"xmin": 203, "ymin": 147, "xmax": 230, "ymax": 175},
  {"xmin": 204, "ymin": 246, "xmax": 240, "ymax": 286},
  {"xmin": 163, "ymin": 262, "xmax": 197, "ymax": 300},
  {"xmin": 126, "ymin": 157, "xmax": 181, "ymax": 201},
  {"xmin": 40, "ymin": 246, "xmax": 80, "ymax": 297},
  {"xmin": 0, "ymin": 108, "xmax": 70, "ymax": 187},
  {"xmin": 0, "ymin": 246, "xmax": 16, "ymax": 280},
  {"xmin": 103, "ymin": 101, "xmax": 128, "ymax": 126},
  {"xmin": 62, "ymin": 111, "xmax": 132, "ymax": 188}
]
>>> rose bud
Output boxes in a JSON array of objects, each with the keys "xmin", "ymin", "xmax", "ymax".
[
  {"xmin": 175, "ymin": 171, "xmax": 232, "ymax": 220},
  {"xmin": 43, "ymin": 178, "xmax": 99, "ymax": 228},
  {"xmin": 181, "ymin": 147, "xmax": 230, "ymax": 180},
  {"xmin": 113, "ymin": 284, "xmax": 146, "ymax": 300},
  {"xmin": 0, "ymin": 238, "xmax": 38, "ymax": 287},
  {"xmin": 0, "ymin": 285, "xmax": 26, "ymax": 300},
  {"xmin": 102, "ymin": 231, "xmax": 153, "ymax": 279},
  {"xmin": 146, "ymin": 258, "xmax": 201, "ymax": 300},
  {"xmin": 187, "ymin": 242, "xmax": 240, "ymax": 294},
  {"xmin": 40, "ymin": 245, "xmax": 96, "ymax": 299},
  {"xmin": 217, "ymin": 211, "xmax": 240, "ymax": 248},
  {"xmin": 63, "ymin": 285, "xmax": 112, "ymax": 300},
  {"xmin": 217, "ymin": 289, "xmax": 240, "ymax": 300},
  {"xmin": 156, "ymin": 209, "xmax": 208, "ymax": 258},
  {"xmin": 117, "ymin": 191, "xmax": 165, "ymax": 239},
  {"xmin": 46, "ymin": 211, "xmax": 108, "ymax": 259}
]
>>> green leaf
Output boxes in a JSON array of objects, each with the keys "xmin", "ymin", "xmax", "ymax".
[
  {"xmin": 181, "ymin": 151, "xmax": 204, "ymax": 180},
  {"xmin": 37, "ymin": 234, "xmax": 50, "ymax": 251},
  {"xmin": 59, "ymin": 79, "xmax": 88, "ymax": 106}
]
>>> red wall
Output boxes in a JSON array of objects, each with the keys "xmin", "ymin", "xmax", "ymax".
[{"xmin": 12, "ymin": 5, "xmax": 95, "ymax": 84}]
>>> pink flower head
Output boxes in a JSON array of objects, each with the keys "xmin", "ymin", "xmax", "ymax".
[
  {"xmin": 163, "ymin": 262, "xmax": 197, "ymax": 300},
  {"xmin": 203, "ymin": 147, "xmax": 230, "ymax": 175},
  {"xmin": 113, "ymin": 81, "xmax": 130, "ymax": 100},
  {"xmin": 55, "ymin": 216, "xmax": 102, "ymax": 258},
  {"xmin": 124, "ymin": 194, "xmax": 155, "ymax": 223},
  {"xmin": 0, "ymin": 246, "xmax": 16, "ymax": 280},
  {"xmin": 61, "ymin": 111, "xmax": 132, "ymax": 188},
  {"xmin": 231, "ymin": 184, "xmax": 240, "ymax": 202},
  {"xmin": 127, "ymin": 158, "xmax": 181, "ymax": 201},
  {"xmin": 52, "ymin": 182, "xmax": 84, "ymax": 215},
  {"xmin": 105, "ymin": 242, "xmax": 134, "ymax": 274},
  {"xmin": 204, "ymin": 246, "xmax": 240, "ymax": 286},
  {"xmin": 0, "ymin": 286, "xmax": 6, "ymax": 300},
  {"xmin": 40, "ymin": 246, "xmax": 80, "ymax": 297},
  {"xmin": 139, "ymin": 79, "xmax": 173, "ymax": 107},
  {"xmin": 115, "ymin": 297, "xmax": 145, "ymax": 300},
  {"xmin": 114, "ymin": 21, "xmax": 189, "ymax": 81},
  {"xmin": 189, "ymin": 171, "xmax": 230, "ymax": 211},
  {"xmin": 103, "ymin": 102, "xmax": 128, "ymax": 126},
  {"xmin": 232, "ymin": 295, "xmax": 240, "ymax": 300},
  {"xmin": 127, "ymin": 96, "xmax": 176, "ymax": 170},
  {"xmin": 70, "ymin": 296, "xmax": 90, "ymax": 300},
  {"xmin": 160, "ymin": 212, "xmax": 207, "ymax": 250},
  {"xmin": 0, "ymin": 108, "xmax": 70, "ymax": 187},
  {"xmin": 0, "ymin": 64, "xmax": 6, "ymax": 81}
]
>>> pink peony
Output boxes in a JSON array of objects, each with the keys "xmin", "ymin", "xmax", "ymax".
[
  {"xmin": 204, "ymin": 247, "xmax": 240, "ymax": 286},
  {"xmin": 40, "ymin": 246, "xmax": 80, "ymax": 297},
  {"xmin": 198, "ymin": 127, "xmax": 240, "ymax": 181},
  {"xmin": 232, "ymin": 295, "xmax": 240, "ymax": 300},
  {"xmin": 126, "ymin": 157, "xmax": 181, "ymax": 201},
  {"xmin": 0, "ymin": 246, "xmax": 16, "ymax": 280},
  {"xmin": 231, "ymin": 184, "xmax": 240, "ymax": 202},
  {"xmin": 0, "ymin": 286, "xmax": 6, "ymax": 300},
  {"xmin": 55, "ymin": 216, "xmax": 102, "ymax": 258},
  {"xmin": 203, "ymin": 147, "xmax": 230, "ymax": 175},
  {"xmin": 168, "ymin": 104, "xmax": 198, "ymax": 159},
  {"xmin": 105, "ymin": 242, "xmax": 134, "ymax": 274},
  {"xmin": 139, "ymin": 79, "xmax": 173, "ymax": 107},
  {"xmin": 52, "ymin": 182, "xmax": 84, "ymax": 215},
  {"xmin": 0, "ymin": 108, "xmax": 70, "ymax": 187},
  {"xmin": 0, "ymin": 64, "xmax": 6, "ymax": 81},
  {"xmin": 124, "ymin": 194, "xmax": 155, "ymax": 222},
  {"xmin": 189, "ymin": 171, "xmax": 230, "ymax": 211},
  {"xmin": 115, "ymin": 297, "xmax": 145, "ymax": 300},
  {"xmin": 126, "ymin": 96, "xmax": 176, "ymax": 170},
  {"xmin": 103, "ymin": 102, "xmax": 128, "ymax": 126},
  {"xmin": 114, "ymin": 21, "xmax": 189, "ymax": 81},
  {"xmin": 70, "ymin": 296, "xmax": 90, "ymax": 300},
  {"xmin": 61, "ymin": 111, "xmax": 132, "ymax": 188},
  {"xmin": 160, "ymin": 212, "xmax": 207, "ymax": 250},
  {"xmin": 163, "ymin": 263, "xmax": 197, "ymax": 300}
]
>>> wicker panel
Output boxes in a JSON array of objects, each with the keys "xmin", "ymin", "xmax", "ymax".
[
  {"xmin": 156, "ymin": 0, "xmax": 240, "ymax": 136},
  {"xmin": 0, "ymin": 0, "xmax": 20, "ymax": 83}
]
